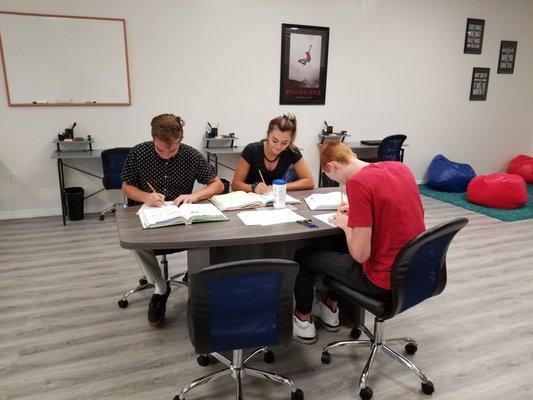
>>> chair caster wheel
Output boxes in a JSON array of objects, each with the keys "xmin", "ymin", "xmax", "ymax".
[
  {"xmin": 99, "ymin": 215, "xmax": 105, "ymax": 221},
  {"xmin": 421, "ymin": 380, "xmax": 434, "ymax": 395},
  {"xmin": 263, "ymin": 350, "xmax": 275, "ymax": 364},
  {"xmin": 197, "ymin": 354, "xmax": 210, "ymax": 367},
  {"xmin": 321, "ymin": 351, "xmax": 331, "ymax": 364},
  {"xmin": 139, "ymin": 277, "xmax": 148, "ymax": 286},
  {"xmin": 359, "ymin": 386, "xmax": 373, "ymax": 400},
  {"xmin": 350, "ymin": 327, "xmax": 362, "ymax": 339},
  {"xmin": 291, "ymin": 388, "xmax": 304, "ymax": 400},
  {"xmin": 405, "ymin": 343, "xmax": 418, "ymax": 355},
  {"xmin": 117, "ymin": 299, "xmax": 128, "ymax": 308}
]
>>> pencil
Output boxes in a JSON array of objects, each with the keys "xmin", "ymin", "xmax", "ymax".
[
  {"xmin": 258, "ymin": 169, "xmax": 266, "ymax": 185},
  {"xmin": 147, "ymin": 182, "xmax": 166, "ymax": 206},
  {"xmin": 146, "ymin": 182, "xmax": 157, "ymax": 193}
]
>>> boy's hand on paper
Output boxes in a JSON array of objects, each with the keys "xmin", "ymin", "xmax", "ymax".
[
  {"xmin": 338, "ymin": 203, "xmax": 349, "ymax": 214},
  {"xmin": 254, "ymin": 183, "xmax": 271, "ymax": 195},
  {"xmin": 329, "ymin": 212, "xmax": 348, "ymax": 229},
  {"xmin": 144, "ymin": 192, "xmax": 165, "ymax": 207},
  {"xmin": 173, "ymin": 194, "xmax": 198, "ymax": 206}
]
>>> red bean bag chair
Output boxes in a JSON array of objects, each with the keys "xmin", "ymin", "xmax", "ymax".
[
  {"xmin": 507, "ymin": 155, "xmax": 533, "ymax": 183},
  {"xmin": 467, "ymin": 173, "xmax": 528, "ymax": 209}
]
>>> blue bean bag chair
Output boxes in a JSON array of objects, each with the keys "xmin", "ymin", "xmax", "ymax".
[{"xmin": 427, "ymin": 154, "xmax": 476, "ymax": 192}]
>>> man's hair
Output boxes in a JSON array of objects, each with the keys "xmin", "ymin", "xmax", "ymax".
[
  {"xmin": 267, "ymin": 113, "xmax": 297, "ymax": 150},
  {"xmin": 320, "ymin": 141, "xmax": 356, "ymax": 171},
  {"xmin": 151, "ymin": 114, "xmax": 185, "ymax": 143}
]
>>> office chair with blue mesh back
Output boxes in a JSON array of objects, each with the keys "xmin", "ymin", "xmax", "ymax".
[
  {"xmin": 99, "ymin": 147, "xmax": 131, "ymax": 220},
  {"xmin": 377, "ymin": 134, "xmax": 407, "ymax": 162},
  {"xmin": 320, "ymin": 218, "xmax": 468, "ymax": 400},
  {"xmin": 174, "ymin": 259, "xmax": 304, "ymax": 400}
]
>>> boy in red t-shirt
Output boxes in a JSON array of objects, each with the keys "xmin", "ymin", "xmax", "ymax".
[{"xmin": 293, "ymin": 141, "xmax": 425, "ymax": 344}]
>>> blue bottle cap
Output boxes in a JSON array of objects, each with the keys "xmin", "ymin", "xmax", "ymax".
[{"xmin": 272, "ymin": 179, "xmax": 286, "ymax": 185}]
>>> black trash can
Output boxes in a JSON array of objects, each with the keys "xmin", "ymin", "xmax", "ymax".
[{"xmin": 65, "ymin": 187, "xmax": 85, "ymax": 221}]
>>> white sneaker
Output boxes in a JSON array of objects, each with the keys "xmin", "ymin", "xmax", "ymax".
[
  {"xmin": 293, "ymin": 315, "xmax": 317, "ymax": 344},
  {"xmin": 312, "ymin": 301, "xmax": 340, "ymax": 332}
]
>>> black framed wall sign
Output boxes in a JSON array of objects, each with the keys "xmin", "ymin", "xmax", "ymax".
[
  {"xmin": 469, "ymin": 67, "xmax": 490, "ymax": 101},
  {"xmin": 497, "ymin": 41, "xmax": 518, "ymax": 74},
  {"xmin": 463, "ymin": 18, "xmax": 485, "ymax": 54},
  {"xmin": 280, "ymin": 23, "xmax": 329, "ymax": 105}
]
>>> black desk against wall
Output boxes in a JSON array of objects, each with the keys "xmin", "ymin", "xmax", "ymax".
[{"xmin": 50, "ymin": 150, "xmax": 104, "ymax": 225}]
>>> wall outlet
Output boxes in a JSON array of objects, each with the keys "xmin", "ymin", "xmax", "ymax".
[{"xmin": 9, "ymin": 172, "xmax": 17, "ymax": 184}]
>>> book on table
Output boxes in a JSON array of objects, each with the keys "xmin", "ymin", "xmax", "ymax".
[
  {"xmin": 137, "ymin": 202, "xmax": 228, "ymax": 229},
  {"xmin": 304, "ymin": 191, "xmax": 348, "ymax": 211},
  {"xmin": 210, "ymin": 191, "xmax": 301, "ymax": 211}
]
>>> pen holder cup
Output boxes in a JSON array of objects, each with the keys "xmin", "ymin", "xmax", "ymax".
[
  {"xmin": 326, "ymin": 125, "xmax": 333, "ymax": 134},
  {"xmin": 64, "ymin": 128, "xmax": 74, "ymax": 140}
]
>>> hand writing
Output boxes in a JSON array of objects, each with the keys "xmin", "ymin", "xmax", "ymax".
[
  {"xmin": 254, "ymin": 183, "xmax": 271, "ymax": 195},
  {"xmin": 329, "ymin": 212, "xmax": 349, "ymax": 229},
  {"xmin": 144, "ymin": 192, "xmax": 165, "ymax": 207}
]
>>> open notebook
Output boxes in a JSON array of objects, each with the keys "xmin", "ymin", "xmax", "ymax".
[
  {"xmin": 210, "ymin": 191, "xmax": 300, "ymax": 211},
  {"xmin": 137, "ymin": 202, "xmax": 228, "ymax": 229},
  {"xmin": 304, "ymin": 191, "xmax": 348, "ymax": 211}
]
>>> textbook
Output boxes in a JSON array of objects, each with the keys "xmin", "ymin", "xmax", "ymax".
[
  {"xmin": 210, "ymin": 191, "xmax": 301, "ymax": 211},
  {"xmin": 304, "ymin": 191, "xmax": 348, "ymax": 211},
  {"xmin": 137, "ymin": 202, "xmax": 228, "ymax": 229}
]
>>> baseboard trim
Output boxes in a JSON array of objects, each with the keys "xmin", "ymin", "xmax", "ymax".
[{"xmin": 0, "ymin": 205, "xmax": 107, "ymax": 221}]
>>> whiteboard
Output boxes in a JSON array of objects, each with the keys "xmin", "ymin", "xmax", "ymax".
[{"xmin": 0, "ymin": 11, "xmax": 131, "ymax": 106}]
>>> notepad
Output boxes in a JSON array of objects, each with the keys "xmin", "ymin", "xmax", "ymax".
[
  {"xmin": 237, "ymin": 209, "xmax": 306, "ymax": 226},
  {"xmin": 313, "ymin": 213, "xmax": 337, "ymax": 227},
  {"xmin": 304, "ymin": 192, "xmax": 348, "ymax": 211},
  {"xmin": 137, "ymin": 202, "xmax": 228, "ymax": 229},
  {"xmin": 211, "ymin": 191, "xmax": 300, "ymax": 211}
]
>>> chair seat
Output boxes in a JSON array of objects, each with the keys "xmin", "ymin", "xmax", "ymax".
[{"xmin": 323, "ymin": 277, "xmax": 391, "ymax": 318}]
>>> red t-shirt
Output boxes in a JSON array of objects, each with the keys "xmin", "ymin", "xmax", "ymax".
[{"xmin": 347, "ymin": 162, "xmax": 425, "ymax": 290}]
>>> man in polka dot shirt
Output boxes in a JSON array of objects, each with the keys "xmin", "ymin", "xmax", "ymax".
[{"xmin": 121, "ymin": 113, "xmax": 224, "ymax": 326}]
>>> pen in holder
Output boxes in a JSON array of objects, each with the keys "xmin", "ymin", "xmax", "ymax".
[
  {"xmin": 206, "ymin": 122, "xmax": 218, "ymax": 138},
  {"xmin": 322, "ymin": 121, "xmax": 333, "ymax": 135},
  {"xmin": 64, "ymin": 128, "xmax": 74, "ymax": 140}
]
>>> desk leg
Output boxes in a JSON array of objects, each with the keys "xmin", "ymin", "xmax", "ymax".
[
  {"xmin": 207, "ymin": 153, "xmax": 218, "ymax": 175},
  {"xmin": 57, "ymin": 159, "xmax": 66, "ymax": 225}
]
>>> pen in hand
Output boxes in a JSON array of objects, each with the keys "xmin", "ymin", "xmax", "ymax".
[{"xmin": 146, "ymin": 182, "xmax": 165, "ymax": 206}]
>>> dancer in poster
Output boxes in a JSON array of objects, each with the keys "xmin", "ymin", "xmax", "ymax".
[{"xmin": 298, "ymin": 45, "xmax": 312, "ymax": 65}]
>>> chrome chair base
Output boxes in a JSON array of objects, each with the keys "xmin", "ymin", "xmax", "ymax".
[
  {"xmin": 321, "ymin": 318, "xmax": 434, "ymax": 398},
  {"xmin": 99, "ymin": 202, "xmax": 127, "ymax": 221},
  {"xmin": 117, "ymin": 254, "xmax": 188, "ymax": 308},
  {"xmin": 175, "ymin": 348, "xmax": 303, "ymax": 400}
]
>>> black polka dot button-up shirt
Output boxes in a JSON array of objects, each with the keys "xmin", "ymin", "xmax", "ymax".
[{"xmin": 121, "ymin": 141, "xmax": 216, "ymax": 201}]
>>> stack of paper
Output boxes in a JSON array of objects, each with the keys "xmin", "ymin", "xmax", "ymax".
[{"xmin": 237, "ymin": 209, "xmax": 306, "ymax": 226}]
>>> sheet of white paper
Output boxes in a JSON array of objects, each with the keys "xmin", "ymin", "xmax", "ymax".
[
  {"xmin": 313, "ymin": 212, "xmax": 337, "ymax": 227},
  {"xmin": 237, "ymin": 208, "xmax": 306, "ymax": 226}
]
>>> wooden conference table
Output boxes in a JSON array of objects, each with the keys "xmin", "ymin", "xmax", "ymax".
[{"xmin": 115, "ymin": 188, "xmax": 364, "ymax": 324}]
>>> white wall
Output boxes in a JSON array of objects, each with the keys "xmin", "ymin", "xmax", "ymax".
[{"xmin": 0, "ymin": 0, "xmax": 532, "ymax": 219}]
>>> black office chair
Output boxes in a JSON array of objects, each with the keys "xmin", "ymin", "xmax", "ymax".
[
  {"xmin": 117, "ymin": 197, "xmax": 188, "ymax": 309},
  {"xmin": 320, "ymin": 218, "xmax": 468, "ymax": 400},
  {"xmin": 376, "ymin": 134, "xmax": 407, "ymax": 162},
  {"xmin": 99, "ymin": 147, "xmax": 131, "ymax": 220},
  {"xmin": 174, "ymin": 259, "xmax": 304, "ymax": 400}
]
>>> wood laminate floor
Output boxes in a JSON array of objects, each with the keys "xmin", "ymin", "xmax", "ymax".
[{"xmin": 1, "ymin": 196, "xmax": 532, "ymax": 400}]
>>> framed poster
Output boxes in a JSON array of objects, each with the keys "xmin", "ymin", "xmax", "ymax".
[
  {"xmin": 469, "ymin": 67, "xmax": 490, "ymax": 101},
  {"xmin": 497, "ymin": 40, "xmax": 518, "ymax": 74},
  {"xmin": 463, "ymin": 18, "xmax": 485, "ymax": 54},
  {"xmin": 280, "ymin": 23, "xmax": 329, "ymax": 105}
]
